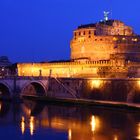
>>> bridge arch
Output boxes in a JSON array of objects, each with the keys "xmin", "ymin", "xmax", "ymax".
[
  {"xmin": 21, "ymin": 81, "xmax": 47, "ymax": 96},
  {"xmin": 0, "ymin": 82, "xmax": 12, "ymax": 99}
]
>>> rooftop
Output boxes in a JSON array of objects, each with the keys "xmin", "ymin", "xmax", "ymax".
[{"xmin": 77, "ymin": 19, "xmax": 124, "ymax": 29}]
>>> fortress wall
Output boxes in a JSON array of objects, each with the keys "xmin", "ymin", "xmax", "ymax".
[
  {"xmin": 71, "ymin": 35, "xmax": 140, "ymax": 60},
  {"xmin": 17, "ymin": 60, "xmax": 140, "ymax": 78},
  {"xmin": 47, "ymin": 78, "xmax": 140, "ymax": 103},
  {"xmin": 17, "ymin": 61, "xmax": 112, "ymax": 78}
]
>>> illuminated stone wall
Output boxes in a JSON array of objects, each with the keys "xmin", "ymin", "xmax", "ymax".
[
  {"xmin": 47, "ymin": 78, "xmax": 140, "ymax": 103},
  {"xmin": 17, "ymin": 61, "xmax": 110, "ymax": 78},
  {"xmin": 17, "ymin": 58, "xmax": 140, "ymax": 78},
  {"xmin": 71, "ymin": 20, "xmax": 140, "ymax": 61}
]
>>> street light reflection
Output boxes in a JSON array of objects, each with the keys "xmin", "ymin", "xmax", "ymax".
[
  {"xmin": 30, "ymin": 116, "xmax": 35, "ymax": 136},
  {"xmin": 90, "ymin": 115, "xmax": 96, "ymax": 132},
  {"xmin": 113, "ymin": 135, "xmax": 118, "ymax": 140},
  {"xmin": 68, "ymin": 129, "xmax": 72, "ymax": 140},
  {"xmin": 90, "ymin": 115, "xmax": 100, "ymax": 133},
  {"xmin": 21, "ymin": 116, "xmax": 25, "ymax": 135},
  {"xmin": 137, "ymin": 123, "xmax": 140, "ymax": 139}
]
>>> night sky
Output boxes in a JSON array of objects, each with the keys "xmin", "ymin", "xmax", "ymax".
[{"xmin": 0, "ymin": 0, "xmax": 140, "ymax": 63}]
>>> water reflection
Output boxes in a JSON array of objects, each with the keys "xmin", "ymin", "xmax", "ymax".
[
  {"xmin": 29, "ymin": 116, "xmax": 35, "ymax": 135},
  {"xmin": 68, "ymin": 129, "xmax": 72, "ymax": 140},
  {"xmin": 0, "ymin": 100, "xmax": 140, "ymax": 139},
  {"xmin": 90, "ymin": 115, "xmax": 96, "ymax": 132},
  {"xmin": 90, "ymin": 115, "xmax": 100, "ymax": 134},
  {"xmin": 21, "ymin": 116, "xmax": 25, "ymax": 134},
  {"xmin": 136, "ymin": 123, "xmax": 140, "ymax": 139},
  {"xmin": 113, "ymin": 135, "xmax": 118, "ymax": 140}
]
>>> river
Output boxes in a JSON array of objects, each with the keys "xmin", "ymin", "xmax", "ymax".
[{"xmin": 0, "ymin": 100, "xmax": 140, "ymax": 140}]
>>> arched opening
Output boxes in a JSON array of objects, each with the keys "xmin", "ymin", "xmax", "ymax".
[
  {"xmin": 0, "ymin": 83, "xmax": 11, "ymax": 99},
  {"xmin": 22, "ymin": 82, "xmax": 46, "ymax": 96}
]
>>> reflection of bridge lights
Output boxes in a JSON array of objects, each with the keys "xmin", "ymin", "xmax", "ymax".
[
  {"xmin": 68, "ymin": 129, "xmax": 72, "ymax": 140},
  {"xmin": 30, "ymin": 116, "xmax": 35, "ymax": 136},
  {"xmin": 113, "ymin": 135, "xmax": 118, "ymax": 140},
  {"xmin": 90, "ymin": 115, "xmax": 100, "ymax": 133},
  {"xmin": 21, "ymin": 116, "xmax": 25, "ymax": 135},
  {"xmin": 90, "ymin": 79, "xmax": 102, "ymax": 89},
  {"xmin": 90, "ymin": 115, "xmax": 96, "ymax": 132},
  {"xmin": 137, "ymin": 123, "xmax": 140, "ymax": 139}
]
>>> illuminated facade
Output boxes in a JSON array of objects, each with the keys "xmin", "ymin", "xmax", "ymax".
[
  {"xmin": 71, "ymin": 20, "xmax": 140, "ymax": 61},
  {"xmin": 17, "ymin": 19, "xmax": 140, "ymax": 78}
]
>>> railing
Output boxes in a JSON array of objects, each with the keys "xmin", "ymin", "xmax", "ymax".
[
  {"xmin": 42, "ymin": 60, "xmax": 111, "ymax": 66},
  {"xmin": 52, "ymin": 77, "xmax": 78, "ymax": 99}
]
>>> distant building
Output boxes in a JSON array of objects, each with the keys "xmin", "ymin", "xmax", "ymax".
[
  {"xmin": 0, "ymin": 56, "xmax": 11, "ymax": 67},
  {"xmin": 0, "ymin": 56, "xmax": 12, "ymax": 76},
  {"xmin": 17, "ymin": 19, "xmax": 140, "ymax": 78}
]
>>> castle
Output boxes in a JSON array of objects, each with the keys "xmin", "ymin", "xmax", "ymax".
[{"xmin": 17, "ymin": 18, "xmax": 140, "ymax": 78}]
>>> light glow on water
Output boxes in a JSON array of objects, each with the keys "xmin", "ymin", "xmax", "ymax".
[
  {"xmin": 1, "ymin": 101, "xmax": 140, "ymax": 140},
  {"xmin": 90, "ymin": 115, "xmax": 96, "ymax": 132},
  {"xmin": 90, "ymin": 115, "xmax": 100, "ymax": 134},
  {"xmin": 136, "ymin": 123, "xmax": 140, "ymax": 139},
  {"xmin": 21, "ymin": 116, "xmax": 25, "ymax": 135},
  {"xmin": 68, "ymin": 129, "xmax": 72, "ymax": 140},
  {"xmin": 30, "ymin": 116, "xmax": 35, "ymax": 136},
  {"xmin": 113, "ymin": 135, "xmax": 118, "ymax": 140}
]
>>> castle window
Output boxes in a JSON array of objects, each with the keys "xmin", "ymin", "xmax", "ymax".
[
  {"xmin": 83, "ymin": 31, "xmax": 85, "ymax": 35},
  {"xmin": 74, "ymin": 32, "xmax": 76, "ymax": 36},
  {"xmin": 89, "ymin": 35, "xmax": 91, "ymax": 38},
  {"xmin": 100, "ymin": 39, "xmax": 103, "ymax": 41},
  {"xmin": 95, "ymin": 39, "xmax": 97, "ymax": 41},
  {"xmin": 89, "ymin": 31, "xmax": 91, "ymax": 34},
  {"xmin": 79, "ymin": 32, "xmax": 81, "ymax": 35}
]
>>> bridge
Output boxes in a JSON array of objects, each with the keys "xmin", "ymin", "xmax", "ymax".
[
  {"xmin": 0, "ymin": 76, "xmax": 49, "ymax": 99},
  {"xmin": 1, "ymin": 76, "xmax": 140, "ymax": 103}
]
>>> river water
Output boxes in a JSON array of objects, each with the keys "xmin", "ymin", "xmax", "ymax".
[{"xmin": 0, "ymin": 100, "xmax": 140, "ymax": 140}]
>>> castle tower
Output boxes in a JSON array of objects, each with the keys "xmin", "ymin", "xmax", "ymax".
[{"xmin": 70, "ymin": 20, "xmax": 140, "ymax": 61}]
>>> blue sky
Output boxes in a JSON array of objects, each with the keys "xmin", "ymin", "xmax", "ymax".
[{"xmin": 0, "ymin": 0, "xmax": 140, "ymax": 62}]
